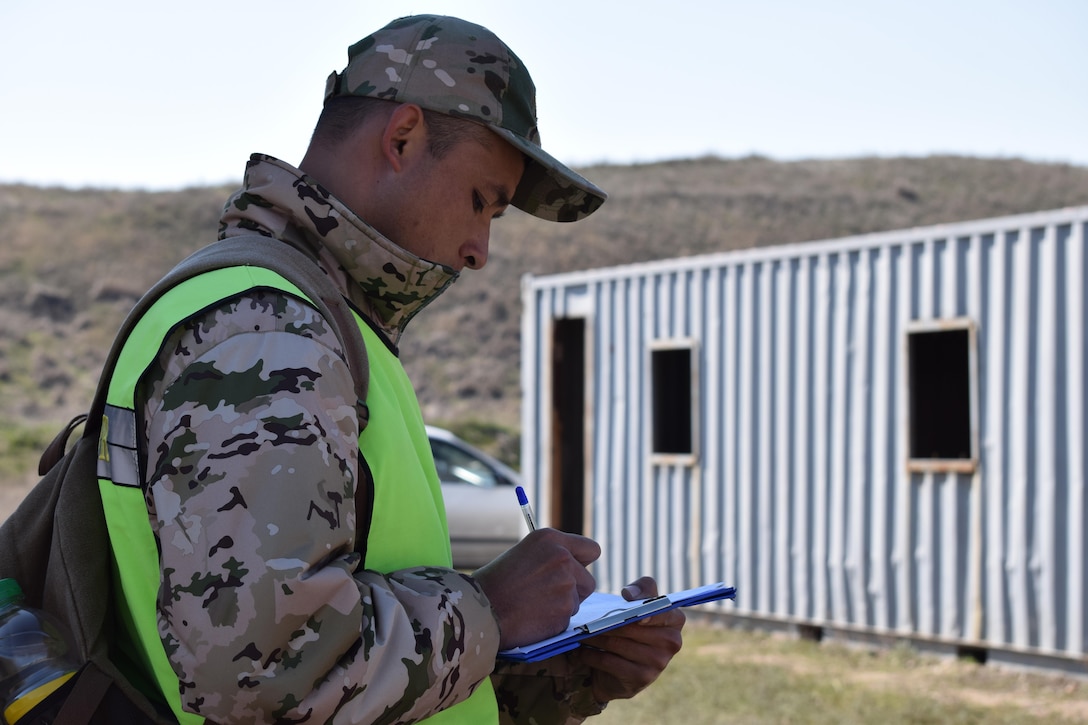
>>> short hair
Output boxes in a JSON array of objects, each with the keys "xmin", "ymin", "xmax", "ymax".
[{"xmin": 310, "ymin": 96, "xmax": 495, "ymax": 159}]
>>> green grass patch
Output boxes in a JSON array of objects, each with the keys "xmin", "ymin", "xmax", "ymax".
[
  {"xmin": 0, "ymin": 420, "xmax": 56, "ymax": 482},
  {"xmin": 593, "ymin": 624, "xmax": 1087, "ymax": 725}
]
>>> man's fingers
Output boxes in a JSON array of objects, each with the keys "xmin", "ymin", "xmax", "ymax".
[
  {"xmin": 564, "ymin": 533, "xmax": 602, "ymax": 566},
  {"xmin": 636, "ymin": 608, "xmax": 686, "ymax": 628},
  {"xmin": 621, "ymin": 576, "xmax": 659, "ymax": 601}
]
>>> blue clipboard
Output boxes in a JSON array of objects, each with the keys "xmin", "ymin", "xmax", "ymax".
[{"xmin": 497, "ymin": 581, "xmax": 737, "ymax": 662}]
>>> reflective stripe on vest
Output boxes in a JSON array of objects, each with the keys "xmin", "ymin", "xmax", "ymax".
[{"xmin": 97, "ymin": 264, "xmax": 496, "ymax": 724}]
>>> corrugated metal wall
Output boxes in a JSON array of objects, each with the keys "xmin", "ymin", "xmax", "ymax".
[{"xmin": 521, "ymin": 205, "xmax": 1088, "ymax": 664}]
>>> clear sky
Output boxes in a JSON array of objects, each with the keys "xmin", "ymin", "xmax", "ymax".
[{"xmin": 1, "ymin": 0, "xmax": 1084, "ymax": 190}]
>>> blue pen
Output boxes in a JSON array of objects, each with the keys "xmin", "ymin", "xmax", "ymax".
[{"xmin": 515, "ymin": 486, "xmax": 537, "ymax": 532}]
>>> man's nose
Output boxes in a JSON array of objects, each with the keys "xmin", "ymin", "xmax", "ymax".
[{"xmin": 462, "ymin": 231, "xmax": 490, "ymax": 270}]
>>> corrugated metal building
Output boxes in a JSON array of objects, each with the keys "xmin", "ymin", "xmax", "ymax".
[{"xmin": 520, "ymin": 205, "xmax": 1087, "ymax": 673}]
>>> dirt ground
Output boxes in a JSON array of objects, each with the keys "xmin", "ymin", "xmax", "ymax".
[
  {"xmin": 0, "ymin": 479, "xmax": 34, "ymax": 523},
  {"xmin": 709, "ymin": 644, "xmax": 1088, "ymax": 722},
  {"xmin": 4, "ymin": 477, "xmax": 1086, "ymax": 723}
]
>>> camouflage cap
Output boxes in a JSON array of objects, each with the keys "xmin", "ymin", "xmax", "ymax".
[{"xmin": 324, "ymin": 14, "xmax": 606, "ymax": 223}]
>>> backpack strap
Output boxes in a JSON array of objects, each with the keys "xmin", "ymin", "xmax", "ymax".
[
  {"xmin": 54, "ymin": 662, "xmax": 114, "ymax": 724},
  {"xmin": 161, "ymin": 236, "xmax": 370, "ymax": 429},
  {"xmin": 79, "ymin": 235, "xmax": 369, "ymax": 442},
  {"xmin": 39, "ymin": 413, "xmax": 89, "ymax": 475}
]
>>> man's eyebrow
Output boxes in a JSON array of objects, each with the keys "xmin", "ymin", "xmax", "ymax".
[{"xmin": 491, "ymin": 184, "xmax": 512, "ymax": 208}]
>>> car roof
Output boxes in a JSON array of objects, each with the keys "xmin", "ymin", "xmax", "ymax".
[
  {"xmin": 425, "ymin": 425, "xmax": 459, "ymax": 442},
  {"xmin": 425, "ymin": 425, "xmax": 521, "ymax": 482}
]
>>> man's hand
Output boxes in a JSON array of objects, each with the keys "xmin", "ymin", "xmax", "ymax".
[
  {"xmin": 472, "ymin": 528, "xmax": 600, "ymax": 649},
  {"xmin": 574, "ymin": 576, "xmax": 685, "ymax": 704}
]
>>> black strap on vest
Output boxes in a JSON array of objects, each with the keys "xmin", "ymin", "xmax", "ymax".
[
  {"xmin": 144, "ymin": 236, "xmax": 370, "ymax": 428},
  {"xmin": 146, "ymin": 236, "xmax": 376, "ymax": 554}
]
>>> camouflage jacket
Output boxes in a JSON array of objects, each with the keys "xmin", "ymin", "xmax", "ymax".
[{"xmin": 137, "ymin": 154, "xmax": 602, "ymax": 723}]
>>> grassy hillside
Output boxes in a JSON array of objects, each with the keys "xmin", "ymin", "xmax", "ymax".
[{"xmin": 2, "ymin": 155, "xmax": 1087, "ymax": 482}]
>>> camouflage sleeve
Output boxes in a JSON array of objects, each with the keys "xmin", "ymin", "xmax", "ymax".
[
  {"xmin": 491, "ymin": 655, "xmax": 606, "ymax": 724},
  {"xmin": 140, "ymin": 290, "xmax": 500, "ymax": 723}
]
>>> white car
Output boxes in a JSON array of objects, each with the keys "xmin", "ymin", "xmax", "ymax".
[{"xmin": 427, "ymin": 426, "xmax": 529, "ymax": 569}]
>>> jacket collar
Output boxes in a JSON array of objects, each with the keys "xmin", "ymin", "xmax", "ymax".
[{"xmin": 218, "ymin": 154, "xmax": 458, "ymax": 348}]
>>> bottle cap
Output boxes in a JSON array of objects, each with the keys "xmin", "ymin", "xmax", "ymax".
[{"xmin": 0, "ymin": 578, "xmax": 23, "ymax": 606}]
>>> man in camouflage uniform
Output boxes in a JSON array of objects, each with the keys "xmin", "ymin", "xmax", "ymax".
[{"xmin": 116, "ymin": 15, "xmax": 684, "ymax": 723}]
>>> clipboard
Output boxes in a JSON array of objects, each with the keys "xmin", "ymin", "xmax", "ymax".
[{"xmin": 497, "ymin": 581, "xmax": 736, "ymax": 662}]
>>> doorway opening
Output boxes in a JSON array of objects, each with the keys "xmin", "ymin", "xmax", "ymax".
[{"xmin": 550, "ymin": 318, "xmax": 586, "ymax": 534}]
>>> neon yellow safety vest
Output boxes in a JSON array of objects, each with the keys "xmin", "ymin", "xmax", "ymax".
[{"xmin": 96, "ymin": 265, "xmax": 497, "ymax": 724}]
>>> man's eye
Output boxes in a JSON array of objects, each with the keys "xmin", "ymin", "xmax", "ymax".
[{"xmin": 472, "ymin": 191, "xmax": 485, "ymax": 213}]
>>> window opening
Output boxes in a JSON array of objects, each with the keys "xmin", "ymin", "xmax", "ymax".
[
  {"xmin": 651, "ymin": 344, "xmax": 695, "ymax": 456},
  {"xmin": 906, "ymin": 320, "xmax": 977, "ymax": 473}
]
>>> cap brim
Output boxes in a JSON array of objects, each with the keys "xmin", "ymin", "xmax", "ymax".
[{"xmin": 490, "ymin": 126, "xmax": 607, "ymax": 223}]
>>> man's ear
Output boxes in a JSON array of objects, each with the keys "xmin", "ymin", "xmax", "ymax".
[{"xmin": 381, "ymin": 103, "xmax": 428, "ymax": 173}]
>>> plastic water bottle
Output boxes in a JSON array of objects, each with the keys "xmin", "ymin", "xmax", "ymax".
[{"xmin": 0, "ymin": 579, "xmax": 78, "ymax": 724}]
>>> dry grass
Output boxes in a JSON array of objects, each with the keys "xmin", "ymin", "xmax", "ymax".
[
  {"xmin": 3, "ymin": 156, "xmax": 1088, "ymax": 452},
  {"xmin": 595, "ymin": 623, "xmax": 1088, "ymax": 725}
]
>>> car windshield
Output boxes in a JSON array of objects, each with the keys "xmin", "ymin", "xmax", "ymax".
[{"xmin": 431, "ymin": 439, "xmax": 498, "ymax": 488}]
